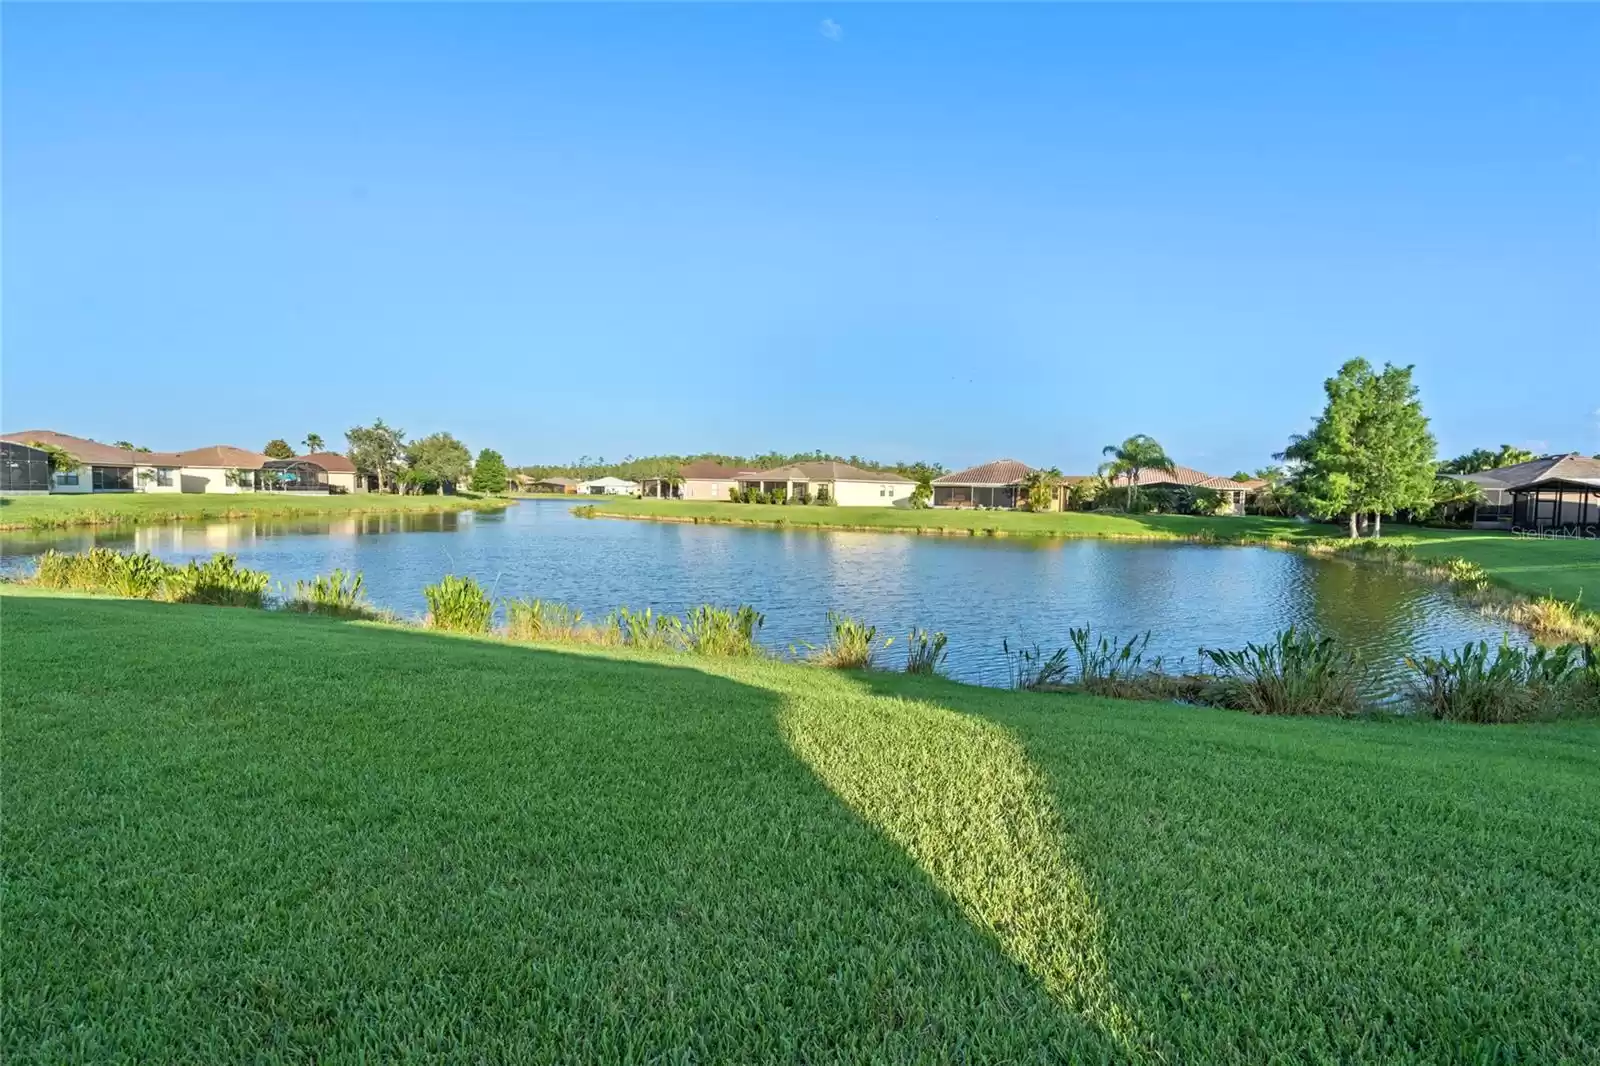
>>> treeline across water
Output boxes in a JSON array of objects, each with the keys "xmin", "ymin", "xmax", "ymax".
[{"xmin": 15, "ymin": 548, "xmax": 1598, "ymax": 725}]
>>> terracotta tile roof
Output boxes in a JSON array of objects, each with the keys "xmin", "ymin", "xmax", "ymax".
[
  {"xmin": 1197, "ymin": 476, "xmax": 1266, "ymax": 491},
  {"xmin": 172, "ymin": 445, "xmax": 271, "ymax": 469},
  {"xmin": 934, "ymin": 459, "xmax": 1035, "ymax": 486},
  {"xmin": 0, "ymin": 430, "xmax": 182, "ymax": 466}
]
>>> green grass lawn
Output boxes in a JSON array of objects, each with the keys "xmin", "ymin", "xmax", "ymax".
[
  {"xmin": 6, "ymin": 589, "xmax": 1598, "ymax": 1062},
  {"xmin": 0, "ymin": 491, "xmax": 510, "ymax": 530},
  {"xmin": 587, "ymin": 499, "xmax": 1600, "ymax": 605}
]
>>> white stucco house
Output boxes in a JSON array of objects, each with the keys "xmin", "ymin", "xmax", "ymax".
[
  {"xmin": 580, "ymin": 476, "xmax": 640, "ymax": 496},
  {"xmin": 735, "ymin": 461, "xmax": 914, "ymax": 506}
]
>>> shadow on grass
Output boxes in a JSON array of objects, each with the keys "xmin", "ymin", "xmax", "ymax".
[{"xmin": 3, "ymin": 594, "xmax": 1126, "ymax": 1062}]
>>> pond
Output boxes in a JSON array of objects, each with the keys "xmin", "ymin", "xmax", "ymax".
[{"xmin": 1, "ymin": 499, "xmax": 1525, "ymax": 688}]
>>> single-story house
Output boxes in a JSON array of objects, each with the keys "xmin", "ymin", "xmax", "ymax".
[
  {"xmin": 1461, "ymin": 453, "xmax": 1600, "ymax": 534},
  {"xmin": 0, "ymin": 430, "xmax": 187, "ymax": 494},
  {"xmin": 734, "ymin": 461, "xmax": 914, "ymax": 506},
  {"xmin": 168, "ymin": 445, "xmax": 274, "ymax": 494},
  {"xmin": 518, "ymin": 475, "xmax": 580, "ymax": 494},
  {"xmin": 1097, "ymin": 464, "xmax": 1266, "ymax": 515},
  {"xmin": 0, "ymin": 429, "xmax": 367, "ymax": 496},
  {"xmin": 932, "ymin": 459, "xmax": 1048, "ymax": 509},
  {"xmin": 261, "ymin": 452, "xmax": 361, "ymax": 494},
  {"xmin": 639, "ymin": 461, "xmax": 744, "ymax": 501},
  {"xmin": 580, "ymin": 476, "xmax": 640, "ymax": 496}
]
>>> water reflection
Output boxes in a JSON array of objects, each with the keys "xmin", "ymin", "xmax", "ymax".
[{"xmin": 2, "ymin": 501, "xmax": 1524, "ymax": 687}]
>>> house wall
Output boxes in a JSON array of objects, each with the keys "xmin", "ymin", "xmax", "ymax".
[
  {"xmin": 681, "ymin": 478, "xmax": 732, "ymax": 501},
  {"xmin": 134, "ymin": 465, "xmax": 183, "ymax": 493},
  {"xmin": 833, "ymin": 480, "xmax": 913, "ymax": 507},
  {"xmin": 179, "ymin": 466, "xmax": 246, "ymax": 493},
  {"xmin": 50, "ymin": 467, "xmax": 93, "ymax": 494},
  {"xmin": 326, "ymin": 471, "xmax": 358, "ymax": 493}
]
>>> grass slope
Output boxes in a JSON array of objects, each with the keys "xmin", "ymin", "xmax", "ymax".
[
  {"xmin": 5, "ymin": 591, "xmax": 1599, "ymax": 1063},
  {"xmin": 587, "ymin": 500, "xmax": 1599, "ymax": 605},
  {"xmin": 0, "ymin": 491, "xmax": 509, "ymax": 531}
]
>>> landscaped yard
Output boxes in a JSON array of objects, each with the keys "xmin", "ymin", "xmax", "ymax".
[
  {"xmin": 584, "ymin": 500, "xmax": 1600, "ymax": 605},
  {"xmin": 6, "ymin": 588, "xmax": 1597, "ymax": 1062},
  {"xmin": 0, "ymin": 491, "xmax": 509, "ymax": 531}
]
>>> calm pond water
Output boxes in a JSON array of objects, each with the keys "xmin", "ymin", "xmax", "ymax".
[{"xmin": 2, "ymin": 499, "xmax": 1525, "ymax": 687}]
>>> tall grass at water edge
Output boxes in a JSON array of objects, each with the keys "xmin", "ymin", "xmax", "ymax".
[
  {"xmin": 903, "ymin": 628, "xmax": 949, "ymax": 675},
  {"xmin": 283, "ymin": 569, "xmax": 378, "ymax": 619},
  {"xmin": 1405, "ymin": 640, "xmax": 1600, "ymax": 723},
  {"xmin": 423, "ymin": 575, "xmax": 495, "ymax": 634},
  {"xmin": 28, "ymin": 547, "xmax": 270, "ymax": 607},
  {"xmin": 808, "ymin": 612, "xmax": 893, "ymax": 669},
  {"xmin": 1200, "ymin": 626, "xmax": 1367, "ymax": 717}
]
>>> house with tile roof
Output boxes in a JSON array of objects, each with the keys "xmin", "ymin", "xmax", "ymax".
[
  {"xmin": 1459, "ymin": 454, "xmax": 1600, "ymax": 534},
  {"xmin": 932, "ymin": 460, "xmax": 1056, "ymax": 510},
  {"xmin": 1098, "ymin": 464, "xmax": 1267, "ymax": 515},
  {"xmin": 735, "ymin": 461, "xmax": 915, "ymax": 506}
]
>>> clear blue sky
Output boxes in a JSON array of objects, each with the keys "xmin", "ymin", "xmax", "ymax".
[{"xmin": 4, "ymin": 4, "xmax": 1596, "ymax": 473}]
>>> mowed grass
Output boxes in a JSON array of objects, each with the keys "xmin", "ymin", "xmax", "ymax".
[
  {"xmin": 0, "ymin": 491, "xmax": 508, "ymax": 531},
  {"xmin": 5, "ymin": 590, "xmax": 1599, "ymax": 1063},
  {"xmin": 589, "ymin": 499, "xmax": 1600, "ymax": 605}
]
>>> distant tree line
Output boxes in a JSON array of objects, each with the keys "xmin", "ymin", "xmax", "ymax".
[{"xmin": 515, "ymin": 452, "xmax": 948, "ymax": 484}]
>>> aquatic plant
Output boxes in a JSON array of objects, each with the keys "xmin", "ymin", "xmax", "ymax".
[
  {"xmin": 811, "ymin": 612, "xmax": 892, "ymax": 670},
  {"xmin": 614, "ymin": 605, "xmax": 685, "ymax": 651},
  {"xmin": 1405, "ymin": 639, "xmax": 1597, "ymax": 723},
  {"xmin": 285, "ymin": 569, "xmax": 374, "ymax": 618},
  {"xmin": 1002, "ymin": 640, "xmax": 1072, "ymax": 691},
  {"xmin": 1066, "ymin": 626, "xmax": 1168, "ymax": 697},
  {"xmin": 904, "ymin": 628, "xmax": 949, "ymax": 675},
  {"xmin": 1200, "ymin": 626, "xmax": 1367, "ymax": 717},
  {"xmin": 423, "ymin": 575, "xmax": 493, "ymax": 634},
  {"xmin": 165, "ymin": 553, "xmax": 271, "ymax": 608},
  {"xmin": 683, "ymin": 604, "xmax": 764, "ymax": 657}
]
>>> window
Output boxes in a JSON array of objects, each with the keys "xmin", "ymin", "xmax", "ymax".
[
  {"xmin": 156, "ymin": 468, "xmax": 174, "ymax": 487},
  {"xmin": 54, "ymin": 470, "xmax": 79, "ymax": 487},
  {"xmin": 92, "ymin": 466, "xmax": 134, "ymax": 491}
]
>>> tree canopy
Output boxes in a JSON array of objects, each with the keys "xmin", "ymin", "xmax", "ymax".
[
  {"xmin": 407, "ymin": 433, "xmax": 473, "ymax": 494},
  {"xmin": 515, "ymin": 451, "xmax": 947, "ymax": 484},
  {"xmin": 1020, "ymin": 467, "xmax": 1063, "ymax": 512},
  {"xmin": 263, "ymin": 439, "xmax": 296, "ymax": 460},
  {"xmin": 469, "ymin": 448, "xmax": 511, "ymax": 495},
  {"xmin": 1098, "ymin": 435, "xmax": 1176, "ymax": 511},
  {"xmin": 1438, "ymin": 444, "xmax": 1536, "ymax": 474},
  {"xmin": 1282, "ymin": 359, "xmax": 1437, "ymax": 537},
  {"xmin": 303, "ymin": 433, "xmax": 326, "ymax": 453},
  {"xmin": 346, "ymin": 419, "xmax": 407, "ymax": 493}
]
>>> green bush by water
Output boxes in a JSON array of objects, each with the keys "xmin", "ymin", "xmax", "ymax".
[
  {"xmin": 683, "ymin": 604, "xmax": 764, "ymax": 657},
  {"xmin": 1405, "ymin": 640, "xmax": 1599, "ymax": 723},
  {"xmin": 424, "ymin": 575, "xmax": 493, "ymax": 633},
  {"xmin": 285, "ymin": 569, "xmax": 374, "ymax": 618},
  {"xmin": 810, "ymin": 612, "xmax": 892, "ymax": 670},
  {"xmin": 1201, "ymin": 626, "xmax": 1367, "ymax": 717},
  {"xmin": 904, "ymin": 628, "xmax": 949, "ymax": 675}
]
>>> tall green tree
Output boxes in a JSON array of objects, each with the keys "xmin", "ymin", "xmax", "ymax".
[
  {"xmin": 1282, "ymin": 359, "xmax": 1436, "ymax": 538},
  {"xmin": 1098, "ymin": 435, "xmax": 1176, "ymax": 511},
  {"xmin": 346, "ymin": 419, "xmax": 406, "ymax": 493},
  {"xmin": 407, "ymin": 433, "xmax": 473, "ymax": 494},
  {"xmin": 1438, "ymin": 444, "xmax": 1536, "ymax": 474},
  {"xmin": 303, "ymin": 433, "xmax": 326, "ymax": 453},
  {"xmin": 469, "ymin": 448, "xmax": 511, "ymax": 495},
  {"xmin": 110, "ymin": 440, "xmax": 150, "ymax": 453},
  {"xmin": 28, "ymin": 440, "xmax": 81, "ymax": 474},
  {"xmin": 263, "ymin": 439, "xmax": 295, "ymax": 459}
]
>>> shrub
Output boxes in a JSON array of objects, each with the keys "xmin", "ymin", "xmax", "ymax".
[
  {"xmin": 286, "ymin": 569, "xmax": 374, "ymax": 618},
  {"xmin": 1439, "ymin": 557, "xmax": 1490, "ymax": 590},
  {"xmin": 31, "ymin": 549, "xmax": 79, "ymax": 589},
  {"xmin": 1002, "ymin": 640, "xmax": 1071, "ymax": 691},
  {"xmin": 1405, "ymin": 640, "xmax": 1596, "ymax": 723},
  {"xmin": 727, "ymin": 487, "xmax": 741, "ymax": 503},
  {"xmin": 615, "ymin": 606, "xmax": 684, "ymax": 651},
  {"xmin": 770, "ymin": 486, "xmax": 788, "ymax": 505},
  {"xmin": 108, "ymin": 553, "xmax": 173, "ymax": 599},
  {"xmin": 813, "ymin": 485, "xmax": 834, "ymax": 506},
  {"xmin": 684, "ymin": 604, "xmax": 764, "ymax": 657},
  {"xmin": 164, "ymin": 554, "xmax": 270, "ymax": 608},
  {"xmin": 31, "ymin": 548, "xmax": 175, "ymax": 599},
  {"xmin": 811, "ymin": 612, "xmax": 891, "ymax": 670},
  {"xmin": 1067, "ymin": 626, "xmax": 1169, "ymax": 697},
  {"xmin": 423, "ymin": 575, "xmax": 493, "ymax": 633},
  {"xmin": 904, "ymin": 628, "xmax": 949, "ymax": 675},
  {"xmin": 1201, "ymin": 627, "xmax": 1366, "ymax": 717},
  {"xmin": 505, "ymin": 598, "xmax": 583, "ymax": 641}
]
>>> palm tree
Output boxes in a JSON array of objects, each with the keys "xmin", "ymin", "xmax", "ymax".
[
  {"xmin": 1019, "ymin": 467, "xmax": 1062, "ymax": 512},
  {"xmin": 304, "ymin": 433, "xmax": 325, "ymax": 453},
  {"xmin": 1099, "ymin": 435, "xmax": 1176, "ymax": 511}
]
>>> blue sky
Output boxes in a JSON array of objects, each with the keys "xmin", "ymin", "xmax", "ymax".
[{"xmin": 4, "ymin": 4, "xmax": 1596, "ymax": 473}]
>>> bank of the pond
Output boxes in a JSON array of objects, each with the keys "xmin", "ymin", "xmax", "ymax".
[
  {"xmin": 5, "ymin": 587, "xmax": 1597, "ymax": 1063},
  {"xmin": 0, "ymin": 491, "xmax": 510, "ymax": 531},
  {"xmin": 582, "ymin": 500, "xmax": 1600, "ymax": 634}
]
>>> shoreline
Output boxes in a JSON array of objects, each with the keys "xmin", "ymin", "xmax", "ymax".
[
  {"xmin": 0, "ymin": 494, "xmax": 512, "ymax": 532},
  {"xmin": 577, "ymin": 504, "xmax": 1600, "ymax": 643}
]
